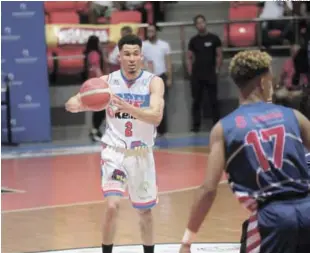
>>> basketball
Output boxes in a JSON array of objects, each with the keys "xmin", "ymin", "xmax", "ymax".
[{"xmin": 80, "ymin": 78, "xmax": 111, "ymax": 111}]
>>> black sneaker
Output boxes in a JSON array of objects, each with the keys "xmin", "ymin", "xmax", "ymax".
[{"xmin": 89, "ymin": 129, "xmax": 102, "ymax": 142}]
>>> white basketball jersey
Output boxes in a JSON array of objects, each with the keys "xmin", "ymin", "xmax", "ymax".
[{"xmin": 102, "ymin": 70, "xmax": 157, "ymax": 149}]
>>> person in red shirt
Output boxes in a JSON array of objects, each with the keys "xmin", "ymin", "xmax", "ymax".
[{"xmin": 83, "ymin": 35, "xmax": 105, "ymax": 141}]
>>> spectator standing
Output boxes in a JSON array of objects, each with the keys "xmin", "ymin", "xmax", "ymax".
[
  {"xmin": 187, "ymin": 14, "xmax": 222, "ymax": 133},
  {"xmin": 143, "ymin": 24, "xmax": 172, "ymax": 136},
  {"xmin": 83, "ymin": 35, "xmax": 105, "ymax": 142}
]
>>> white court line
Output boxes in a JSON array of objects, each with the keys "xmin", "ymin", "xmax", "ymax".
[{"xmin": 2, "ymin": 180, "xmax": 227, "ymax": 214}]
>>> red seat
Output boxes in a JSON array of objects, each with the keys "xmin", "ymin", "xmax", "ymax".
[
  {"xmin": 231, "ymin": 1, "xmax": 258, "ymax": 7},
  {"xmin": 49, "ymin": 11, "xmax": 79, "ymax": 24},
  {"xmin": 97, "ymin": 17, "xmax": 109, "ymax": 24},
  {"xmin": 44, "ymin": 1, "xmax": 76, "ymax": 13},
  {"xmin": 229, "ymin": 5, "xmax": 259, "ymax": 19},
  {"xmin": 224, "ymin": 23, "xmax": 256, "ymax": 47},
  {"xmin": 110, "ymin": 11, "xmax": 142, "ymax": 24},
  {"xmin": 225, "ymin": 5, "xmax": 259, "ymax": 47},
  {"xmin": 54, "ymin": 48, "xmax": 84, "ymax": 75},
  {"xmin": 75, "ymin": 1, "xmax": 89, "ymax": 14}
]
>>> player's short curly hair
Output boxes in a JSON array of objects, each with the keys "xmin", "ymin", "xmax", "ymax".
[{"xmin": 229, "ymin": 50, "xmax": 272, "ymax": 88}]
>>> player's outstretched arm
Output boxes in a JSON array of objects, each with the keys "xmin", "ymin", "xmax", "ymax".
[
  {"xmin": 65, "ymin": 93, "xmax": 89, "ymax": 113},
  {"xmin": 179, "ymin": 122, "xmax": 226, "ymax": 253},
  {"xmin": 65, "ymin": 75, "xmax": 108, "ymax": 113},
  {"xmin": 294, "ymin": 109, "xmax": 310, "ymax": 151},
  {"xmin": 112, "ymin": 76, "xmax": 165, "ymax": 126}
]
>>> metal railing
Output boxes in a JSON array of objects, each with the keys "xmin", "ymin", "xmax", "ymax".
[{"xmin": 47, "ymin": 16, "xmax": 310, "ymax": 66}]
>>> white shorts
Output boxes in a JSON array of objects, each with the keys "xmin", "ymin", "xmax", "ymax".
[{"xmin": 101, "ymin": 144, "xmax": 158, "ymax": 209}]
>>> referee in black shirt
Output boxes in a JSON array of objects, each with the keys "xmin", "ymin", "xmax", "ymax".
[{"xmin": 187, "ymin": 14, "xmax": 223, "ymax": 133}]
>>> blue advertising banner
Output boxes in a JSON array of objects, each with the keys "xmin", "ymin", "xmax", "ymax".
[{"xmin": 1, "ymin": 1, "xmax": 51, "ymax": 143}]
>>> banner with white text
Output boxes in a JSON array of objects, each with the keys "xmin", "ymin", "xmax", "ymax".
[
  {"xmin": 45, "ymin": 23, "xmax": 140, "ymax": 47},
  {"xmin": 1, "ymin": 1, "xmax": 51, "ymax": 143}
]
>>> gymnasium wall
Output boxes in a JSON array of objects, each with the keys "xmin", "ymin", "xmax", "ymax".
[{"xmin": 1, "ymin": 1, "xmax": 51, "ymax": 142}]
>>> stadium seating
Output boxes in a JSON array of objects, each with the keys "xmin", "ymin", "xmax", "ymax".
[
  {"xmin": 75, "ymin": 1, "xmax": 89, "ymax": 14},
  {"xmin": 44, "ymin": 1, "xmax": 148, "ymax": 79},
  {"xmin": 49, "ymin": 11, "xmax": 79, "ymax": 24},
  {"xmin": 110, "ymin": 11, "xmax": 142, "ymax": 24},
  {"xmin": 224, "ymin": 3, "xmax": 259, "ymax": 47},
  {"xmin": 44, "ymin": 1, "xmax": 76, "ymax": 12}
]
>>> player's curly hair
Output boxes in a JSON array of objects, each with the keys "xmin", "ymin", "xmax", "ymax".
[{"xmin": 229, "ymin": 50, "xmax": 272, "ymax": 88}]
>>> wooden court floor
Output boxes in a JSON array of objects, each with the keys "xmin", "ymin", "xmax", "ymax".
[{"xmin": 1, "ymin": 147, "xmax": 248, "ymax": 253}]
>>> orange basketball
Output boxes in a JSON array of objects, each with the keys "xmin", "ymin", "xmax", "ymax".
[{"xmin": 80, "ymin": 78, "xmax": 111, "ymax": 111}]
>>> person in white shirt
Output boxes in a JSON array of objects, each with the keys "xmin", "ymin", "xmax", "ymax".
[
  {"xmin": 143, "ymin": 24, "xmax": 172, "ymax": 135},
  {"xmin": 259, "ymin": 1, "xmax": 292, "ymax": 19}
]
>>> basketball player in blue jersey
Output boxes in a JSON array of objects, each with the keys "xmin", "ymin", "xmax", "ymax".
[
  {"xmin": 238, "ymin": 84, "xmax": 310, "ymax": 253},
  {"xmin": 179, "ymin": 50, "xmax": 310, "ymax": 253},
  {"xmin": 66, "ymin": 35, "xmax": 165, "ymax": 253}
]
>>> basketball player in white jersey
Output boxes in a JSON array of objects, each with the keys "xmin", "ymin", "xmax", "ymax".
[{"xmin": 65, "ymin": 34, "xmax": 165, "ymax": 253}]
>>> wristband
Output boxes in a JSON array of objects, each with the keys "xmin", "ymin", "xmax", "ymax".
[{"xmin": 182, "ymin": 228, "xmax": 196, "ymax": 244}]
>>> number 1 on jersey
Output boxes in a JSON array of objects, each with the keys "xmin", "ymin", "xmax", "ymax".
[
  {"xmin": 125, "ymin": 121, "xmax": 133, "ymax": 137},
  {"xmin": 245, "ymin": 125, "xmax": 285, "ymax": 172}
]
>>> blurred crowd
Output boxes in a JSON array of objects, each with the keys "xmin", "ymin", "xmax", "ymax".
[
  {"xmin": 257, "ymin": 1, "xmax": 309, "ymax": 47},
  {"xmin": 83, "ymin": 1, "xmax": 168, "ymax": 25}
]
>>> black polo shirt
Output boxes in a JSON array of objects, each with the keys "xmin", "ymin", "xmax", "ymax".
[{"xmin": 188, "ymin": 32, "xmax": 222, "ymax": 80}]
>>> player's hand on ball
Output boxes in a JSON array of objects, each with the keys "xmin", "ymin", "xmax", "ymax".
[
  {"xmin": 65, "ymin": 94, "xmax": 85, "ymax": 113},
  {"xmin": 111, "ymin": 94, "xmax": 131, "ymax": 113},
  {"xmin": 179, "ymin": 244, "xmax": 191, "ymax": 253}
]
